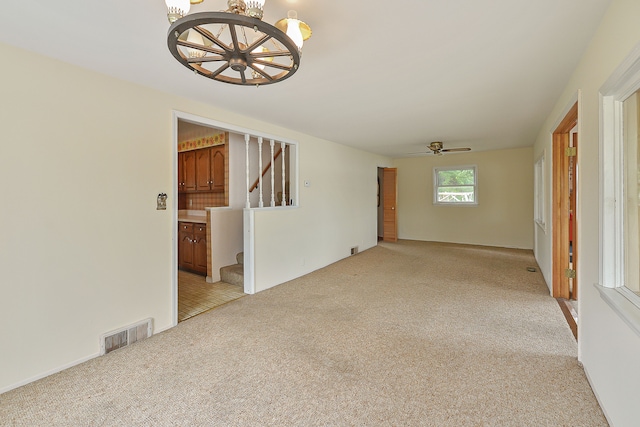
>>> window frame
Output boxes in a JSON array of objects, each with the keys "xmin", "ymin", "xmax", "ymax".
[
  {"xmin": 433, "ymin": 165, "xmax": 478, "ymax": 206},
  {"xmin": 597, "ymin": 43, "xmax": 640, "ymax": 337}
]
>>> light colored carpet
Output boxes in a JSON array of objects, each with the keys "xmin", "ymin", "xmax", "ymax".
[{"xmin": 0, "ymin": 240, "xmax": 607, "ymax": 426}]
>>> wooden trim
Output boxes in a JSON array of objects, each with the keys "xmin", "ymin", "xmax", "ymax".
[
  {"xmin": 571, "ymin": 132, "xmax": 578, "ymax": 300},
  {"xmin": 556, "ymin": 298, "xmax": 578, "ymax": 340},
  {"xmin": 552, "ymin": 102, "xmax": 577, "ymax": 299},
  {"xmin": 552, "ymin": 132, "xmax": 570, "ymax": 298},
  {"xmin": 555, "ymin": 102, "xmax": 578, "ymax": 133}
]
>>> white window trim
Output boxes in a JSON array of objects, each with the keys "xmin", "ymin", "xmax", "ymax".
[
  {"xmin": 433, "ymin": 165, "xmax": 478, "ymax": 206},
  {"xmin": 534, "ymin": 152, "xmax": 546, "ymax": 231},
  {"xmin": 598, "ymin": 41, "xmax": 640, "ymax": 337}
]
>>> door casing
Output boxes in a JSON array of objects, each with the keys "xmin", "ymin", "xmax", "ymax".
[{"xmin": 552, "ymin": 102, "xmax": 578, "ymax": 299}]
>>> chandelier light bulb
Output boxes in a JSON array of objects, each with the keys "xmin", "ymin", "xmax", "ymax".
[
  {"xmin": 284, "ymin": 10, "xmax": 304, "ymax": 49},
  {"xmin": 252, "ymin": 46, "xmax": 266, "ymax": 71},
  {"xmin": 186, "ymin": 29, "xmax": 206, "ymax": 58},
  {"xmin": 251, "ymin": 33, "xmax": 273, "ymax": 73},
  {"xmin": 166, "ymin": 0, "xmax": 191, "ymax": 23}
]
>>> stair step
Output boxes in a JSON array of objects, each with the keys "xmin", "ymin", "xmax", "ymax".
[{"xmin": 220, "ymin": 264, "xmax": 243, "ymax": 288}]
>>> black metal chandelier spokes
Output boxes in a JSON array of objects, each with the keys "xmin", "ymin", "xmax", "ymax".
[{"xmin": 167, "ymin": 12, "xmax": 301, "ymax": 86}]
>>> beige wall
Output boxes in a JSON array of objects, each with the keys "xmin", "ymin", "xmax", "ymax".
[
  {"xmin": 532, "ymin": 0, "xmax": 640, "ymax": 424},
  {"xmin": 0, "ymin": 41, "xmax": 390, "ymax": 392},
  {"xmin": 251, "ymin": 139, "xmax": 388, "ymax": 292},
  {"xmin": 395, "ymin": 147, "xmax": 533, "ymax": 249}
]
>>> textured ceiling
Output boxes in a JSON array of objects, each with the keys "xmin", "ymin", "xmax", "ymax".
[{"xmin": 0, "ymin": 0, "xmax": 611, "ymax": 157}]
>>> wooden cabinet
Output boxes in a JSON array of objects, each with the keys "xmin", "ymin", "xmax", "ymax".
[
  {"xmin": 178, "ymin": 145, "xmax": 225, "ymax": 195},
  {"xmin": 194, "ymin": 146, "xmax": 226, "ymax": 193},
  {"xmin": 211, "ymin": 146, "xmax": 225, "ymax": 193},
  {"xmin": 195, "ymin": 149, "xmax": 212, "ymax": 191},
  {"xmin": 193, "ymin": 223, "xmax": 208, "ymax": 274},
  {"xmin": 178, "ymin": 151, "xmax": 196, "ymax": 193},
  {"xmin": 178, "ymin": 222, "xmax": 195, "ymax": 271},
  {"xmin": 178, "ymin": 152, "xmax": 183, "ymax": 192},
  {"xmin": 178, "ymin": 222, "xmax": 207, "ymax": 275}
]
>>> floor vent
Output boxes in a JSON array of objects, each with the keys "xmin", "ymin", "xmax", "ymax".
[
  {"xmin": 100, "ymin": 318, "xmax": 153, "ymax": 355},
  {"xmin": 351, "ymin": 246, "xmax": 359, "ymax": 255}
]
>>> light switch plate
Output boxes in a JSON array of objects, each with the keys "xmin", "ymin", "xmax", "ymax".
[{"xmin": 157, "ymin": 193, "xmax": 167, "ymax": 210}]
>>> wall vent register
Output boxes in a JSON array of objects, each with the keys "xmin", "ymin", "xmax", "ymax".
[{"xmin": 100, "ymin": 318, "xmax": 153, "ymax": 355}]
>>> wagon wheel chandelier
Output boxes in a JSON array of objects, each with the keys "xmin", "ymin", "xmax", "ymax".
[{"xmin": 165, "ymin": 0, "xmax": 312, "ymax": 87}]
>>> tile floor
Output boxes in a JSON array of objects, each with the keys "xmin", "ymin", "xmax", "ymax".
[{"xmin": 178, "ymin": 270, "xmax": 246, "ymax": 322}]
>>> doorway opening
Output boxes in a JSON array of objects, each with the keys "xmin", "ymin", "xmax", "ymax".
[
  {"xmin": 552, "ymin": 101, "xmax": 578, "ymax": 339},
  {"xmin": 377, "ymin": 167, "xmax": 398, "ymax": 242},
  {"xmin": 176, "ymin": 118, "xmax": 245, "ymax": 322}
]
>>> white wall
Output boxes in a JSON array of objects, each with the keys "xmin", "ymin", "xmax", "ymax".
[
  {"xmin": 207, "ymin": 208, "xmax": 244, "ymax": 282},
  {"xmin": 249, "ymin": 136, "xmax": 389, "ymax": 293},
  {"xmin": 0, "ymin": 41, "xmax": 390, "ymax": 393},
  {"xmin": 395, "ymin": 148, "xmax": 534, "ymax": 249},
  {"xmin": 532, "ymin": 0, "xmax": 640, "ymax": 424}
]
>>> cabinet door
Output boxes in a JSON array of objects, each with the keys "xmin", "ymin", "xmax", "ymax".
[
  {"xmin": 177, "ymin": 152, "xmax": 185, "ymax": 193},
  {"xmin": 195, "ymin": 148, "xmax": 212, "ymax": 191},
  {"xmin": 211, "ymin": 146, "xmax": 225, "ymax": 193},
  {"xmin": 193, "ymin": 224, "xmax": 208, "ymax": 275},
  {"xmin": 183, "ymin": 151, "xmax": 197, "ymax": 192},
  {"xmin": 178, "ymin": 228, "xmax": 195, "ymax": 271}
]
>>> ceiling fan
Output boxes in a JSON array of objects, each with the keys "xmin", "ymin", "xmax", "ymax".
[{"xmin": 426, "ymin": 141, "xmax": 471, "ymax": 156}]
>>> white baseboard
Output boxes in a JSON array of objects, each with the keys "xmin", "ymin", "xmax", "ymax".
[
  {"xmin": 582, "ymin": 362, "xmax": 612, "ymax": 427},
  {"xmin": 1, "ymin": 321, "xmax": 175, "ymax": 395},
  {"xmin": 0, "ymin": 351, "xmax": 100, "ymax": 395}
]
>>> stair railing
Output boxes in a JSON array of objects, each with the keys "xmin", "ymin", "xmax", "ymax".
[
  {"xmin": 248, "ymin": 145, "xmax": 286, "ymax": 194},
  {"xmin": 244, "ymin": 134, "xmax": 292, "ymax": 209}
]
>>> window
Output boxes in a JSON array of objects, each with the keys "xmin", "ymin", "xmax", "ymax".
[
  {"xmin": 534, "ymin": 153, "xmax": 546, "ymax": 230},
  {"xmin": 598, "ymin": 46, "xmax": 640, "ymax": 336},
  {"xmin": 433, "ymin": 166, "xmax": 477, "ymax": 205},
  {"xmin": 623, "ymin": 90, "xmax": 640, "ymax": 297}
]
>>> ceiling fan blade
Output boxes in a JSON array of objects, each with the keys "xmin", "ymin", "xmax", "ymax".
[{"xmin": 441, "ymin": 147, "xmax": 471, "ymax": 152}]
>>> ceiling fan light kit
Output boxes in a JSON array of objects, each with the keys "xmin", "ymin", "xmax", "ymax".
[{"xmin": 165, "ymin": 0, "xmax": 312, "ymax": 87}]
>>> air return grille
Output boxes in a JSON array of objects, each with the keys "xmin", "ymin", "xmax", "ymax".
[{"xmin": 100, "ymin": 318, "xmax": 153, "ymax": 355}]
